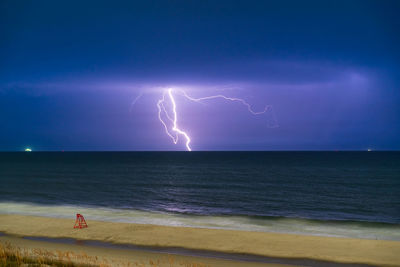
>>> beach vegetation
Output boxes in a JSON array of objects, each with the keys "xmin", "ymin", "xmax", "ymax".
[{"xmin": 0, "ymin": 241, "xmax": 210, "ymax": 267}]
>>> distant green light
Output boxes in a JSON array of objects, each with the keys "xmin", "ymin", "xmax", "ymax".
[{"xmin": 25, "ymin": 148, "xmax": 32, "ymax": 152}]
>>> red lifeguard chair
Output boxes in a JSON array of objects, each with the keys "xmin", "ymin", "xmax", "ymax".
[{"xmin": 74, "ymin": 214, "xmax": 88, "ymax": 229}]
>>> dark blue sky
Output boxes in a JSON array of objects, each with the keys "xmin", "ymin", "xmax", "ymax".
[{"xmin": 0, "ymin": 0, "xmax": 399, "ymax": 151}]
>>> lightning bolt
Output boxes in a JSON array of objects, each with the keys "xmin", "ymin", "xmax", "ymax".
[
  {"xmin": 156, "ymin": 88, "xmax": 273, "ymax": 151},
  {"xmin": 178, "ymin": 89, "xmax": 271, "ymax": 115},
  {"xmin": 157, "ymin": 89, "xmax": 192, "ymax": 151}
]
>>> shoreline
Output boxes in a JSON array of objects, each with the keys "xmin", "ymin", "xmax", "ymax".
[
  {"xmin": 1, "ymin": 202, "xmax": 399, "ymax": 241},
  {"xmin": 1, "ymin": 214, "xmax": 400, "ymax": 266}
]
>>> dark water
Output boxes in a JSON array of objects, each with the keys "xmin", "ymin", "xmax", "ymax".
[{"xmin": 1, "ymin": 152, "xmax": 399, "ymax": 239}]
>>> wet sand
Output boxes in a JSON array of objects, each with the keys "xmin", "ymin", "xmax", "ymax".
[{"xmin": 1, "ymin": 214, "xmax": 400, "ymax": 266}]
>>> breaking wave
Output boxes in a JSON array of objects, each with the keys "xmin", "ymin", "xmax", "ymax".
[{"xmin": 1, "ymin": 201, "xmax": 399, "ymax": 241}]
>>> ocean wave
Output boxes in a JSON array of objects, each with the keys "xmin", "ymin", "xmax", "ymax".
[{"xmin": 1, "ymin": 201, "xmax": 399, "ymax": 241}]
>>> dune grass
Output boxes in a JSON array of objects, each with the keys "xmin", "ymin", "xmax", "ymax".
[
  {"xmin": 0, "ymin": 241, "xmax": 94, "ymax": 266},
  {"xmin": 0, "ymin": 241, "xmax": 210, "ymax": 267}
]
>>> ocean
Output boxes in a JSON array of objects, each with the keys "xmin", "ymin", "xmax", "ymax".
[{"xmin": 0, "ymin": 151, "xmax": 399, "ymax": 240}]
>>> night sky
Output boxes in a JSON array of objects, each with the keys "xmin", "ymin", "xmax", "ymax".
[{"xmin": 1, "ymin": 1, "xmax": 399, "ymax": 151}]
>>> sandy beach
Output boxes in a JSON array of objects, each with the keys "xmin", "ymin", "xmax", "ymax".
[
  {"xmin": 1, "ymin": 214, "xmax": 400, "ymax": 266},
  {"xmin": 1, "ymin": 235, "xmax": 292, "ymax": 267}
]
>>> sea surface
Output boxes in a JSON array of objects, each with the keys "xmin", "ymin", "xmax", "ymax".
[{"xmin": 0, "ymin": 152, "xmax": 399, "ymax": 240}]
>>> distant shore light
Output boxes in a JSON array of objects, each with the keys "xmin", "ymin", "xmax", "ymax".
[{"xmin": 25, "ymin": 148, "xmax": 32, "ymax": 152}]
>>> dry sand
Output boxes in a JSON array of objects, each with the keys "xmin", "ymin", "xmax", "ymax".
[
  {"xmin": 0, "ymin": 235, "xmax": 291, "ymax": 267},
  {"xmin": 1, "ymin": 214, "xmax": 400, "ymax": 266}
]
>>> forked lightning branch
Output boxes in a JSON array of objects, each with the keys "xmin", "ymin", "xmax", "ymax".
[{"xmin": 155, "ymin": 88, "xmax": 273, "ymax": 151}]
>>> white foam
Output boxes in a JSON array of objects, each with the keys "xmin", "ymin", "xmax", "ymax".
[{"xmin": 1, "ymin": 202, "xmax": 399, "ymax": 241}]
